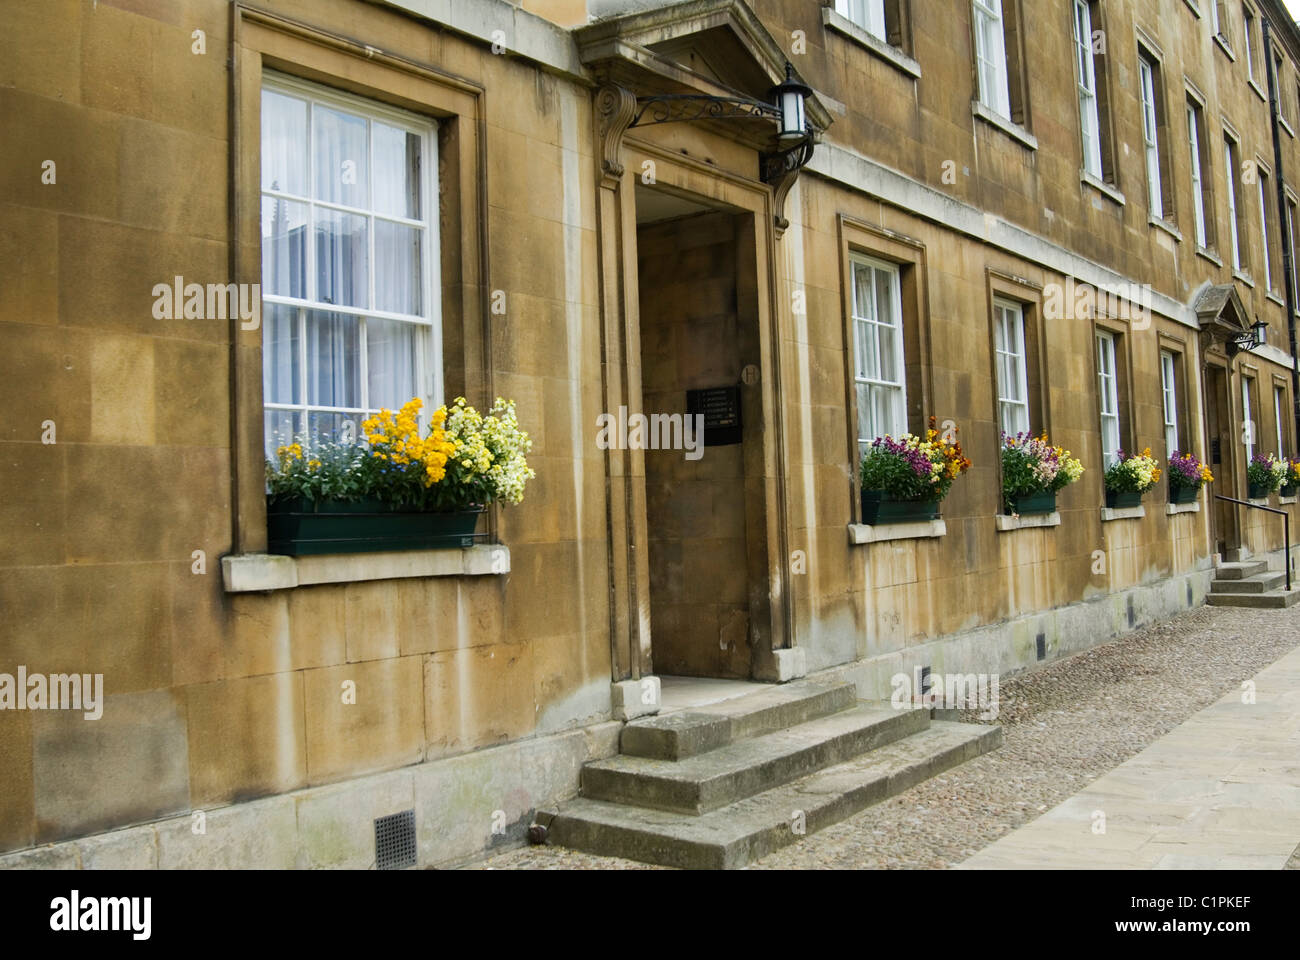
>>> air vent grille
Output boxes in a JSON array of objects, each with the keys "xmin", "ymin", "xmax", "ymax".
[{"xmin": 375, "ymin": 809, "xmax": 417, "ymax": 870}]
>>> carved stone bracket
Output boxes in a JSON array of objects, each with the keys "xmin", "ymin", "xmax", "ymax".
[
  {"xmin": 761, "ymin": 138, "xmax": 814, "ymax": 237},
  {"xmin": 596, "ymin": 84, "xmax": 637, "ymax": 190}
]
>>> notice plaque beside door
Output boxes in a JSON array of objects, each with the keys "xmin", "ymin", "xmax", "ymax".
[{"xmin": 686, "ymin": 385, "xmax": 742, "ymax": 446}]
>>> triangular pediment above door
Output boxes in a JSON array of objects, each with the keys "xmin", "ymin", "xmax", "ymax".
[
  {"xmin": 576, "ymin": 0, "xmax": 832, "ymax": 132},
  {"xmin": 1192, "ymin": 282, "xmax": 1253, "ymax": 355}
]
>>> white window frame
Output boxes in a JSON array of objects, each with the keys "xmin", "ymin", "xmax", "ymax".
[
  {"xmin": 1243, "ymin": 375, "xmax": 1255, "ymax": 463},
  {"xmin": 851, "ymin": 255, "xmax": 908, "ymax": 452},
  {"xmin": 1225, "ymin": 135, "xmax": 1243, "ymax": 270},
  {"xmin": 1073, "ymin": 0, "xmax": 1103, "ymax": 178},
  {"xmin": 1276, "ymin": 384, "xmax": 1287, "ymax": 456},
  {"xmin": 1097, "ymin": 330, "xmax": 1121, "ymax": 468},
  {"xmin": 1244, "ymin": 7, "xmax": 1256, "ymax": 82},
  {"xmin": 993, "ymin": 298, "xmax": 1030, "ymax": 438},
  {"xmin": 1210, "ymin": 0, "xmax": 1222, "ymax": 38},
  {"xmin": 1160, "ymin": 350, "xmax": 1179, "ymax": 458},
  {"xmin": 1188, "ymin": 102, "xmax": 1208, "ymax": 247},
  {"xmin": 1258, "ymin": 164, "xmax": 1274, "ymax": 292},
  {"xmin": 260, "ymin": 72, "xmax": 441, "ymax": 455},
  {"xmin": 1139, "ymin": 56, "xmax": 1163, "ymax": 218},
  {"xmin": 974, "ymin": 0, "xmax": 1012, "ymax": 119},
  {"xmin": 836, "ymin": 0, "xmax": 888, "ymax": 42}
]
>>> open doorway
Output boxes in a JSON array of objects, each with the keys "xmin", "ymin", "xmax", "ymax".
[
  {"xmin": 1204, "ymin": 362, "xmax": 1240, "ymax": 555},
  {"xmin": 634, "ymin": 184, "xmax": 766, "ymax": 679}
]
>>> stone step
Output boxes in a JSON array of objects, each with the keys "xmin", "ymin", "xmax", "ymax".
[
  {"xmin": 621, "ymin": 678, "xmax": 857, "ymax": 760},
  {"xmin": 1206, "ymin": 589, "xmax": 1300, "ymax": 608},
  {"xmin": 1209, "ymin": 572, "xmax": 1286, "ymax": 594},
  {"xmin": 1214, "ymin": 561, "xmax": 1270, "ymax": 580},
  {"xmin": 583, "ymin": 703, "xmax": 929, "ymax": 815},
  {"xmin": 543, "ymin": 721, "xmax": 1002, "ymax": 869}
]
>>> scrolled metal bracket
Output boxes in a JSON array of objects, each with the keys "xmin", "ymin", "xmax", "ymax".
[{"xmin": 630, "ymin": 94, "xmax": 781, "ymax": 128}]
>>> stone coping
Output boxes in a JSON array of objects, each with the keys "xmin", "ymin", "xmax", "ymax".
[
  {"xmin": 222, "ymin": 545, "xmax": 509, "ymax": 592},
  {"xmin": 848, "ymin": 519, "xmax": 946, "ymax": 545},
  {"xmin": 995, "ymin": 511, "xmax": 1061, "ymax": 532},
  {"xmin": 1100, "ymin": 505, "xmax": 1146, "ymax": 522},
  {"xmin": 971, "ymin": 100, "xmax": 1038, "ymax": 150},
  {"xmin": 1281, "ymin": 495, "xmax": 1298, "ymax": 505},
  {"xmin": 822, "ymin": 8, "xmax": 921, "ymax": 79},
  {"xmin": 1166, "ymin": 501, "xmax": 1201, "ymax": 515}
]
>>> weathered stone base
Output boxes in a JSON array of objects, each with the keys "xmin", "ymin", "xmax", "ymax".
[
  {"xmin": 815, "ymin": 553, "xmax": 1267, "ymax": 702},
  {"xmin": 0, "ymin": 720, "xmax": 621, "ymax": 870},
  {"xmin": 4, "ymin": 552, "xmax": 1279, "ymax": 870}
]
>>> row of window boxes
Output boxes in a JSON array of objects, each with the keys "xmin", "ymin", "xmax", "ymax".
[{"xmin": 856, "ymin": 482, "xmax": 1295, "ymax": 528}]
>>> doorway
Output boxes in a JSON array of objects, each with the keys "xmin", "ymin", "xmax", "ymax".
[
  {"xmin": 1204, "ymin": 362, "xmax": 1239, "ymax": 555},
  {"xmin": 634, "ymin": 188, "xmax": 766, "ymax": 679}
]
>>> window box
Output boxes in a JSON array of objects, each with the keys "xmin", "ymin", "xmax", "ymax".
[
  {"xmin": 1247, "ymin": 482, "xmax": 1272, "ymax": 500},
  {"xmin": 860, "ymin": 490, "xmax": 940, "ymax": 525},
  {"xmin": 267, "ymin": 498, "xmax": 484, "ymax": 556},
  {"xmin": 1282, "ymin": 482, "xmax": 1298, "ymax": 498},
  {"xmin": 1005, "ymin": 489, "xmax": 1056, "ymax": 515},
  {"xmin": 1104, "ymin": 489, "xmax": 1143, "ymax": 509},
  {"xmin": 1169, "ymin": 484, "xmax": 1199, "ymax": 505}
]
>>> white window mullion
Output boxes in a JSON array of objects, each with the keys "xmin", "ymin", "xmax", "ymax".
[
  {"xmin": 1188, "ymin": 105, "xmax": 1207, "ymax": 247},
  {"xmin": 1226, "ymin": 140, "xmax": 1242, "ymax": 270},
  {"xmin": 1258, "ymin": 171, "xmax": 1273, "ymax": 291},
  {"xmin": 1139, "ymin": 58, "xmax": 1162, "ymax": 218}
]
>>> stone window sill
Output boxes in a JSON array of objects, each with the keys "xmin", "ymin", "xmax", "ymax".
[
  {"xmin": 1213, "ymin": 34, "xmax": 1234, "ymax": 61},
  {"xmin": 1248, "ymin": 497, "xmax": 1270, "ymax": 507},
  {"xmin": 1233, "ymin": 269, "xmax": 1255, "ymax": 288},
  {"xmin": 971, "ymin": 101, "xmax": 1038, "ymax": 150},
  {"xmin": 221, "ymin": 545, "xmax": 509, "ymax": 593},
  {"xmin": 1282, "ymin": 116, "xmax": 1296, "ymax": 139},
  {"xmin": 995, "ymin": 511, "xmax": 1061, "ymax": 531},
  {"xmin": 1195, "ymin": 246, "xmax": 1223, "ymax": 267},
  {"xmin": 1267, "ymin": 290, "xmax": 1285, "ymax": 306},
  {"xmin": 1166, "ymin": 501, "xmax": 1201, "ymax": 515},
  {"xmin": 1181, "ymin": 0, "xmax": 1201, "ymax": 16},
  {"xmin": 1101, "ymin": 505, "xmax": 1146, "ymax": 521},
  {"xmin": 1149, "ymin": 216, "xmax": 1182, "ymax": 242},
  {"xmin": 1248, "ymin": 78, "xmax": 1266, "ymax": 102},
  {"xmin": 822, "ymin": 8, "xmax": 921, "ymax": 79},
  {"xmin": 1280, "ymin": 495, "xmax": 1298, "ymax": 504},
  {"xmin": 1081, "ymin": 170, "xmax": 1126, "ymax": 206},
  {"xmin": 848, "ymin": 519, "xmax": 946, "ymax": 544}
]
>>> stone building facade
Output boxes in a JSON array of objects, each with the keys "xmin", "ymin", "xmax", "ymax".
[{"xmin": 3, "ymin": 0, "xmax": 1299, "ymax": 867}]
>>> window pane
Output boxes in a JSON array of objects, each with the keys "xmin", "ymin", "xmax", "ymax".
[
  {"xmin": 874, "ymin": 268, "xmax": 897, "ymax": 383},
  {"xmin": 304, "ymin": 310, "xmax": 360, "ymax": 408},
  {"xmin": 374, "ymin": 221, "xmax": 422, "ymax": 315},
  {"xmin": 315, "ymin": 209, "xmax": 369, "ymax": 308},
  {"xmin": 263, "ymin": 304, "xmax": 300, "ymax": 405},
  {"xmin": 261, "ymin": 196, "xmax": 308, "ymax": 299},
  {"xmin": 366, "ymin": 317, "xmax": 418, "ymax": 411},
  {"xmin": 307, "ymin": 410, "xmax": 363, "ymax": 443},
  {"xmin": 312, "ymin": 104, "xmax": 369, "ymax": 208},
  {"xmin": 264, "ymin": 408, "xmax": 302, "ymax": 461},
  {"xmin": 372, "ymin": 122, "xmax": 422, "ymax": 219},
  {"xmin": 857, "ymin": 382, "xmax": 874, "ymax": 442},
  {"xmin": 261, "ymin": 90, "xmax": 308, "ymax": 195}
]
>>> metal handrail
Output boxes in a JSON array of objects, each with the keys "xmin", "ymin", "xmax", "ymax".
[{"xmin": 1213, "ymin": 495, "xmax": 1292, "ymax": 591}]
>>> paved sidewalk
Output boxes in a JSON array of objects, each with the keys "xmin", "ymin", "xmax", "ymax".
[{"xmin": 958, "ymin": 644, "xmax": 1300, "ymax": 869}]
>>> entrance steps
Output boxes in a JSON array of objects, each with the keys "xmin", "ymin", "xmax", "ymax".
[
  {"xmin": 1207, "ymin": 550, "xmax": 1299, "ymax": 608},
  {"xmin": 536, "ymin": 677, "xmax": 1001, "ymax": 869}
]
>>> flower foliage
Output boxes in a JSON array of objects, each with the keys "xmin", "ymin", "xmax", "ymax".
[
  {"xmin": 1167, "ymin": 450, "xmax": 1213, "ymax": 490},
  {"xmin": 1287, "ymin": 458, "xmax": 1300, "ymax": 487},
  {"xmin": 266, "ymin": 396, "xmax": 534, "ymax": 511},
  {"xmin": 1246, "ymin": 452, "xmax": 1288, "ymax": 492},
  {"xmin": 859, "ymin": 418, "xmax": 972, "ymax": 502},
  {"xmin": 1000, "ymin": 431, "xmax": 1084, "ymax": 510},
  {"xmin": 1103, "ymin": 448, "xmax": 1162, "ymax": 494}
]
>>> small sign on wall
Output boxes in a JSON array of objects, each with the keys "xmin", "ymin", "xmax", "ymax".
[{"xmin": 686, "ymin": 385, "xmax": 742, "ymax": 446}]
